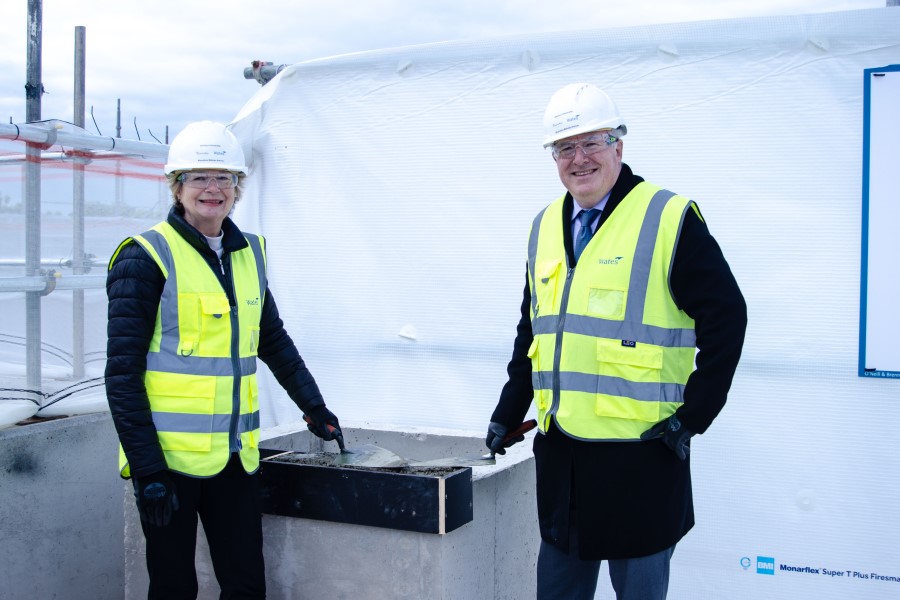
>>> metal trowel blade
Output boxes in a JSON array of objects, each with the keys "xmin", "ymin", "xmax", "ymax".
[
  {"xmin": 407, "ymin": 455, "xmax": 497, "ymax": 468},
  {"xmin": 332, "ymin": 444, "xmax": 408, "ymax": 468}
]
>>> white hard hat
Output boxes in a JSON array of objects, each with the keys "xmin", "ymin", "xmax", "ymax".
[
  {"xmin": 542, "ymin": 83, "xmax": 627, "ymax": 147},
  {"xmin": 164, "ymin": 121, "xmax": 248, "ymax": 176}
]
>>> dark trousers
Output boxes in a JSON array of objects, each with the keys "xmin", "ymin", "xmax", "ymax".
[
  {"xmin": 139, "ymin": 454, "xmax": 266, "ymax": 600},
  {"xmin": 536, "ymin": 510, "xmax": 674, "ymax": 600}
]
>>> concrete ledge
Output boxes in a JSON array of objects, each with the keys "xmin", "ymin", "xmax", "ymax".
[
  {"xmin": 123, "ymin": 421, "xmax": 539, "ymax": 599},
  {"xmin": 260, "ymin": 423, "xmax": 539, "ymax": 600},
  {"xmin": 0, "ymin": 412, "xmax": 123, "ymax": 600}
]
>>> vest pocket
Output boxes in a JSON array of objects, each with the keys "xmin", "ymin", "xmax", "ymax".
[
  {"xmin": 177, "ymin": 293, "xmax": 231, "ymax": 357},
  {"xmin": 198, "ymin": 294, "xmax": 232, "ymax": 355},
  {"xmin": 157, "ymin": 431, "xmax": 213, "ymax": 453},
  {"xmin": 146, "ymin": 373, "xmax": 215, "ymax": 452},
  {"xmin": 177, "ymin": 293, "xmax": 201, "ymax": 356},
  {"xmin": 587, "ymin": 287, "xmax": 626, "ymax": 319},
  {"xmin": 240, "ymin": 377, "xmax": 259, "ymax": 449},
  {"xmin": 534, "ymin": 259, "xmax": 563, "ymax": 315},
  {"xmin": 594, "ymin": 339, "xmax": 663, "ymax": 423},
  {"xmin": 527, "ymin": 339, "xmax": 550, "ymax": 411}
]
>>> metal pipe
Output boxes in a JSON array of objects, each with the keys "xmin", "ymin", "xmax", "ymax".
[
  {"xmin": 0, "ymin": 152, "xmax": 68, "ymax": 164},
  {"xmin": 0, "ymin": 150, "xmax": 150, "ymax": 164},
  {"xmin": 116, "ymin": 100, "xmax": 123, "ymax": 211},
  {"xmin": 25, "ymin": 0, "xmax": 44, "ymax": 402},
  {"xmin": 0, "ymin": 274, "xmax": 107, "ymax": 293},
  {"xmin": 0, "ymin": 122, "xmax": 168, "ymax": 158},
  {"xmin": 73, "ymin": 25, "xmax": 86, "ymax": 378},
  {"xmin": 0, "ymin": 257, "xmax": 110, "ymax": 269}
]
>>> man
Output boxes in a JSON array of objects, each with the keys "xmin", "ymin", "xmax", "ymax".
[
  {"xmin": 486, "ymin": 84, "xmax": 747, "ymax": 599},
  {"xmin": 105, "ymin": 121, "xmax": 342, "ymax": 598}
]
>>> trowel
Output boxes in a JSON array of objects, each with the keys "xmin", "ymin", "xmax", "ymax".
[
  {"xmin": 303, "ymin": 417, "xmax": 538, "ymax": 470},
  {"xmin": 332, "ymin": 443, "xmax": 409, "ymax": 468},
  {"xmin": 303, "ymin": 415, "xmax": 409, "ymax": 468},
  {"xmin": 406, "ymin": 419, "xmax": 538, "ymax": 468}
]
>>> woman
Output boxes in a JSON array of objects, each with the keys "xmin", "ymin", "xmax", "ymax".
[{"xmin": 105, "ymin": 120, "xmax": 341, "ymax": 598}]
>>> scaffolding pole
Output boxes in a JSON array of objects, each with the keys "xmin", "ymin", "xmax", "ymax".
[
  {"xmin": 25, "ymin": 0, "xmax": 44, "ymax": 403},
  {"xmin": 72, "ymin": 25, "xmax": 86, "ymax": 379}
]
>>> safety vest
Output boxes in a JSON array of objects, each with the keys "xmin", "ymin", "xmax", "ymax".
[
  {"xmin": 527, "ymin": 183, "xmax": 698, "ymax": 440},
  {"xmin": 112, "ymin": 221, "xmax": 267, "ymax": 477}
]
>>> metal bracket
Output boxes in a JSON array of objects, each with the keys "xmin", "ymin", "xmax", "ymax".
[
  {"xmin": 64, "ymin": 148, "xmax": 94, "ymax": 165},
  {"xmin": 28, "ymin": 125, "xmax": 58, "ymax": 151},
  {"xmin": 40, "ymin": 270, "xmax": 60, "ymax": 296},
  {"xmin": 24, "ymin": 82, "xmax": 46, "ymax": 100}
]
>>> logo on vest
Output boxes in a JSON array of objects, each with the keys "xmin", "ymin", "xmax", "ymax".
[
  {"xmin": 598, "ymin": 256, "xmax": 624, "ymax": 265},
  {"xmin": 621, "ymin": 340, "xmax": 636, "ymax": 347},
  {"xmin": 246, "ymin": 297, "xmax": 259, "ymax": 306}
]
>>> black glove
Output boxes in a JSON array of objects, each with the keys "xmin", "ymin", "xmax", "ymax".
[
  {"xmin": 305, "ymin": 405, "xmax": 342, "ymax": 442},
  {"xmin": 134, "ymin": 470, "xmax": 179, "ymax": 527},
  {"xmin": 640, "ymin": 414, "xmax": 694, "ymax": 460},
  {"xmin": 485, "ymin": 422, "xmax": 525, "ymax": 456}
]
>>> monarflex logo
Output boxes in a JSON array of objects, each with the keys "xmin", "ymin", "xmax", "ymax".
[{"xmin": 757, "ymin": 556, "xmax": 775, "ymax": 575}]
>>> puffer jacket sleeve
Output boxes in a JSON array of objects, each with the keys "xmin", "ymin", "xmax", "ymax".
[
  {"xmin": 256, "ymin": 286, "xmax": 326, "ymax": 415},
  {"xmin": 105, "ymin": 240, "xmax": 167, "ymax": 478}
]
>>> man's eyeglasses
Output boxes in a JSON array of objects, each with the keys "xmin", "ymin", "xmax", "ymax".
[
  {"xmin": 551, "ymin": 132, "xmax": 619, "ymax": 160},
  {"xmin": 179, "ymin": 172, "xmax": 239, "ymax": 190}
]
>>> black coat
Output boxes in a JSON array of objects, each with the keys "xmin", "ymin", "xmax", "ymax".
[
  {"xmin": 491, "ymin": 164, "xmax": 747, "ymax": 560},
  {"xmin": 105, "ymin": 208, "xmax": 325, "ymax": 479}
]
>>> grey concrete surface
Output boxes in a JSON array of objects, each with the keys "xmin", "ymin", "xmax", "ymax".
[
  {"xmin": 123, "ymin": 422, "xmax": 539, "ymax": 599},
  {"xmin": 0, "ymin": 413, "xmax": 539, "ymax": 599},
  {"xmin": 0, "ymin": 412, "xmax": 124, "ymax": 600}
]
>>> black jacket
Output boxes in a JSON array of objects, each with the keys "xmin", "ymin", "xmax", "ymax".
[
  {"xmin": 490, "ymin": 164, "xmax": 747, "ymax": 559},
  {"xmin": 105, "ymin": 208, "xmax": 325, "ymax": 479}
]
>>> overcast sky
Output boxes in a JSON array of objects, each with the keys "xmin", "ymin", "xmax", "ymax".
[{"xmin": 0, "ymin": 0, "xmax": 887, "ymax": 142}]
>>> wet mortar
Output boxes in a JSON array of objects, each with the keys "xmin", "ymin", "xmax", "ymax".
[{"xmin": 266, "ymin": 451, "xmax": 461, "ymax": 476}]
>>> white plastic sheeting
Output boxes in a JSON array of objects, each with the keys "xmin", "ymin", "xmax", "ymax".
[{"xmin": 230, "ymin": 7, "xmax": 900, "ymax": 599}]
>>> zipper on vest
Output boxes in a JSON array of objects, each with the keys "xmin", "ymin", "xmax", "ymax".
[
  {"xmin": 228, "ymin": 301, "xmax": 242, "ymax": 451},
  {"xmin": 221, "ymin": 256, "xmax": 243, "ymax": 453},
  {"xmin": 550, "ymin": 267, "xmax": 576, "ymax": 419}
]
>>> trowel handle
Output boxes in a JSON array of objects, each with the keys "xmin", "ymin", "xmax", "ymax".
[
  {"xmin": 502, "ymin": 419, "xmax": 538, "ymax": 447},
  {"xmin": 302, "ymin": 415, "xmax": 346, "ymax": 451}
]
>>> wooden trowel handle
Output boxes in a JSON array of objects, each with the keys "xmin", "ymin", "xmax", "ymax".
[{"xmin": 502, "ymin": 419, "xmax": 538, "ymax": 447}]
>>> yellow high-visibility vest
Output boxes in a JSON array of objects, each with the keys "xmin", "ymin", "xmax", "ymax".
[
  {"xmin": 528, "ymin": 183, "xmax": 698, "ymax": 440},
  {"xmin": 111, "ymin": 222, "xmax": 267, "ymax": 477}
]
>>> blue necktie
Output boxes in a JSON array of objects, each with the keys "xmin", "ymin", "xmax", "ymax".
[{"xmin": 574, "ymin": 208, "xmax": 599, "ymax": 261}]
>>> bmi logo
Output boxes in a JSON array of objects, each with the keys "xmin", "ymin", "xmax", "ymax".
[{"xmin": 757, "ymin": 556, "xmax": 775, "ymax": 575}]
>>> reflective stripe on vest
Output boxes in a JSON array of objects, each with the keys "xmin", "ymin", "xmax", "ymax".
[
  {"xmin": 527, "ymin": 183, "xmax": 697, "ymax": 441},
  {"xmin": 115, "ymin": 221, "xmax": 267, "ymax": 477}
]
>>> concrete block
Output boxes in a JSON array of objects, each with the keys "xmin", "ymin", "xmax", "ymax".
[
  {"xmin": 256, "ymin": 423, "xmax": 539, "ymax": 600},
  {"xmin": 122, "ymin": 421, "xmax": 540, "ymax": 599},
  {"xmin": 0, "ymin": 412, "xmax": 123, "ymax": 600}
]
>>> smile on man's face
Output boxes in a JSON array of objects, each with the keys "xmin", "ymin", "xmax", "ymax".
[{"xmin": 553, "ymin": 131, "xmax": 623, "ymax": 209}]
